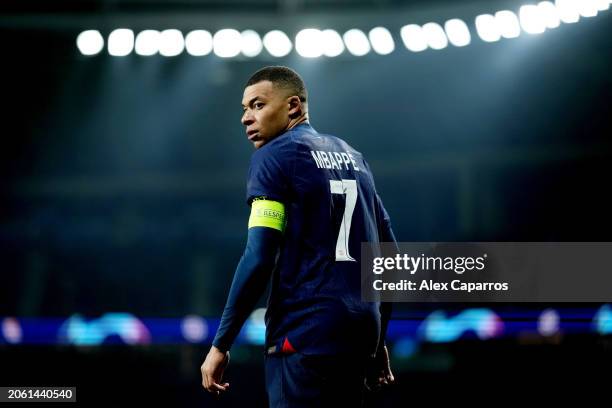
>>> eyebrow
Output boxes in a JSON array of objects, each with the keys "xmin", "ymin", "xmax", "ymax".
[{"xmin": 241, "ymin": 96, "xmax": 262, "ymax": 108}]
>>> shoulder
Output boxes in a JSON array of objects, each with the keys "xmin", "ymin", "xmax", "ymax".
[
  {"xmin": 254, "ymin": 131, "xmax": 297, "ymax": 159},
  {"xmin": 313, "ymin": 131, "xmax": 366, "ymax": 164},
  {"xmin": 328, "ymin": 134, "xmax": 363, "ymax": 158},
  {"xmin": 250, "ymin": 125, "xmax": 321, "ymax": 170},
  {"xmin": 293, "ymin": 123, "xmax": 364, "ymax": 156},
  {"xmin": 248, "ymin": 133, "xmax": 302, "ymax": 186}
]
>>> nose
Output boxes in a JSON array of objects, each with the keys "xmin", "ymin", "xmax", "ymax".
[{"xmin": 241, "ymin": 110, "xmax": 254, "ymax": 126}]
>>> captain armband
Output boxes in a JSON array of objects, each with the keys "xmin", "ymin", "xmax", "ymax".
[{"xmin": 248, "ymin": 198, "xmax": 287, "ymax": 232}]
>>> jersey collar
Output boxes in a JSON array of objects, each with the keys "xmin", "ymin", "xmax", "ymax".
[{"xmin": 293, "ymin": 121, "xmax": 316, "ymax": 134}]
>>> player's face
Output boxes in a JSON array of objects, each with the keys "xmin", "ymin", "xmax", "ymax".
[{"xmin": 241, "ymin": 81, "xmax": 292, "ymax": 149}]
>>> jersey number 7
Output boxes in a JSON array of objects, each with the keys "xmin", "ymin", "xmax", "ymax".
[{"xmin": 330, "ymin": 179, "xmax": 357, "ymax": 262}]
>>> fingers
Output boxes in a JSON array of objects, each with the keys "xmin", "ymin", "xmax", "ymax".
[
  {"xmin": 212, "ymin": 382, "xmax": 229, "ymax": 392},
  {"xmin": 201, "ymin": 348, "xmax": 231, "ymax": 396},
  {"xmin": 366, "ymin": 369, "xmax": 395, "ymax": 392},
  {"xmin": 201, "ymin": 366, "xmax": 229, "ymax": 395},
  {"xmin": 201, "ymin": 365, "xmax": 208, "ymax": 390},
  {"xmin": 382, "ymin": 365, "xmax": 395, "ymax": 384},
  {"xmin": 209, "ymin": 382, "xmax": 230, "ymax": 398},
  {"xmin": 202, "ymin": 373, "xmax": 230, "ymax": 394}
]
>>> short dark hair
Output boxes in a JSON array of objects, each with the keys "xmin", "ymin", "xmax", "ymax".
[{"xmin": 246, "ymin": 66, "xmax": 307, "ymax": 103}]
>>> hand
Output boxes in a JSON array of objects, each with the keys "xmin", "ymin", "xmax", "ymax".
[
  {"xmin": 365, "ymin": 345, "xmax": 395, "ymax": 392},
  {"xmin": 201, "ymin": 345, "xmax": 230, "ymax": 396}
]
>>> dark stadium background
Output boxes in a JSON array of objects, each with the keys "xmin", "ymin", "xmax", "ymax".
[{"xmin": 1, "ymin": 0, "xmax": 611, "ymax": 405}]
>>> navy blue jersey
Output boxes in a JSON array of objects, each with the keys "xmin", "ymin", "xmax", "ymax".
[{"xmin": 247, "ymin": 122, "xmax": 393, "ymax": 356}]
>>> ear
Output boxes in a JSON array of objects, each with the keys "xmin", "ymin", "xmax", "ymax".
[{"xmin": 287, "ymin": 96, "xmax": 303, "ymax": 119}]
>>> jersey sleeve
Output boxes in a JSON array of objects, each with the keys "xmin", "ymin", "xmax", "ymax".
[
  {"xmin": 213, "ymin": 142, "xmax": 294, "ymax": 352},
  {"xmin": 246, "ymin": 141, "xmax": 293, "ymax": 204},
  {"xmin": 212, "ymin": 227, "xmax": 283, "ymax": 352}
]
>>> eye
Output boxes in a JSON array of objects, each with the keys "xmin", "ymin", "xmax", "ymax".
[{"xmin": 254, "ymin": 102, "xmax": 264, "ymax": 109}]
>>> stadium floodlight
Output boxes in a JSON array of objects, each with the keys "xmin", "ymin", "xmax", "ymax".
[
  {"xmin": 342, "ymin": 29, "xmax": 371, "ymax": 56},
  {"xmin": 213, "ymin": 29, "xmax": 242, "ymax": 58},
  {"xmin": 181, "ymin": 315, "xmax": 208, "ymax": 343},
  {"xmin": 108, "ymin": 29, "xmax": 134, "ymax": 56},
  {"xmin": 537, "ymin": 309, "xmax": 561, "ymax": 337},
  {"xmin": 400, "ymin": 24, "xmax": 427, "ymax": 52},
  {"xmin": 577, "ymin": 0, "xmax": 599, "ymax": 17},
  {"xmin": 475, "ymin": 14, "xmax": 501, "ymax": 42},
  {"xmin": 134, "ymin": 30, "xmax": 160, "ymax": 56},
  {"xmin": 296, "ymin": 29, "xmax": 324, "ymax": 58},
  {"xmin": 422, "ymin": 23, "xmax": 448, "ymax": 50},
  {"xmin": 321, "ymin": 29, "xmax": 345, "ymax": 57},
  {"xmin": 1, "ymin": 318, "xmax": 22, "ymax": 344},
  {"xmin": 368, "ymin": 27, "xmax": 395, "ymax": 55},
  {"xmin": 596, "ymin": 0, "xmax": 610, "ymax": 11},
  {"xmin": 555, "ymin": 0, "xmax": 580, "ymax": 24},
  {"xmin": 262, "ymin": 30, "xmax": 292, "ymax": 57},
  {"xmin": 538, "ymin": 2, "xmax": 561, "ymax": 29},
  {"xmin": 185, "ymin": 30, "xmax": 213, "ymax": 56},
  {"xmin": 519, "ymin": 5, "xmax": 546, "ymax": 34},
  {"xmin": 495, "ymin": 10, "xmax": 521, "ymax": 38},
  {"xmin": 159, "ymin": 29, "xmax": 184, "ymax": 57},
  {"xmin": 241, "ymin": 30, "xmax": 263, "ymax": 57},
  {"xmin": 596, "ymin": 0, "xmax": 609, "ymax": 10},
  {"xmin": 76, "ymin": 30, "xmax": 104, "ymax": 56},
  {"xmin": 444, "ymin": 19, "xmax": 471, "ymax": 47}
]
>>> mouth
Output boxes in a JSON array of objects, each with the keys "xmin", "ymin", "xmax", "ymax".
[{"xmin": 246, "ymin": 129, "xmax": 259, "ymax": 141}]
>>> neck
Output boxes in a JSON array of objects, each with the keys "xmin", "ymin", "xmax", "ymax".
[{"xmin": 286, "ymin": 114, "xmax": 309, "ymax": 131}]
